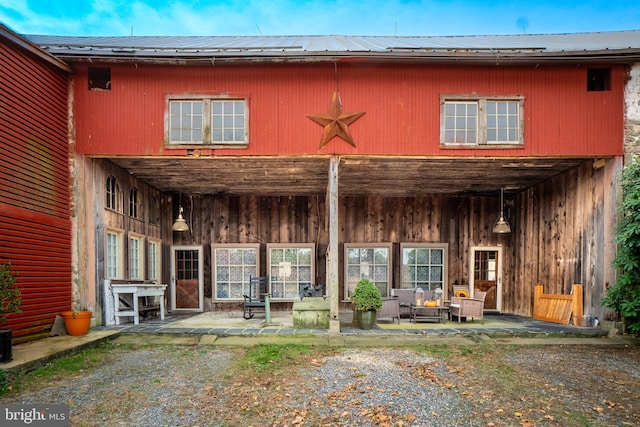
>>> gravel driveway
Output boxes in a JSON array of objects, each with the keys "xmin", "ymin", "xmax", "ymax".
[{"xmin": 2, "ymin": 341, "xmax": 639, "ymax": 426}]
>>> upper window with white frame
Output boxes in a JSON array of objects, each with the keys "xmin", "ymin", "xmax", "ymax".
[
  {"xmin": 167, "ymin": 97, "xmax": 248, "ymax": 146},
  {"xmin": 441, "ymin": 96, "xmax": 524, "ymax": 146},
  {"xmin": 344, "ymin": 243, "xmax": 392, "ymax": 299}
]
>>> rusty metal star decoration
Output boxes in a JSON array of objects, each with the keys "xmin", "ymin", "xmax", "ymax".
[{"xmin": 307, "ymin": 92, "xmax": 365, "ymax": 148}]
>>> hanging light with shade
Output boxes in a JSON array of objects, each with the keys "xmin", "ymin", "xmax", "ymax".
[
  {"xmin": 172, "ymin": 194, "xmax": 189, "ymax": 232},
  {"xmin": 492, "ymin": 188, "xmax": 511, "ymax": 234}
]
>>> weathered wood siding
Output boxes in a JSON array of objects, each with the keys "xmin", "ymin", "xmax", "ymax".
[
  {"xmin": 166, "ymin": 157, "xmax": 616, "ymax": 317},
  {"xmin": 510, "ymin": 158, "xmax": 618, "ymax": 319},
  {"xmin": 84, "ymin": 159, "xmax": 167, "ymax": 323},
  {"xmin": 72, "ymin": 63, "xmax": 624, "ymax": 157}
]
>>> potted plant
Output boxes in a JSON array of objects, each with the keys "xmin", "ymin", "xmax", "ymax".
[
  {"xmin": 0, "ymin": 263, "xmax": 22, "ymax": 363},
  {"xmin": 61, "ymin": 302, "xmax": 92, "ymax": 336},
  {"xmin": 350, "ymin": 278, "xmax": 383, "ymax": 329}
]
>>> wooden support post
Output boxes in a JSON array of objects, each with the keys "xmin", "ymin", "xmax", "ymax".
[
  {"xmin": 328, "ymin": 156, "xmax": 340, "ymax": 334},
  {"xmin": 571, "ymin": 284, "xmax": 583, "ymax": 326},
  {"xmin": 533, "ymin": 284, "xmax": 543, "ymax": 319}
]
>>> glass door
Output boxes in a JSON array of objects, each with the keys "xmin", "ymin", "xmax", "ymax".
[
  {"xmin": 171, "ymin": 246, "xmax": 203, "ymax": 311},
  {"xmin": 470, "ymin": 246, "xmax": 502, "ymax": 311}
]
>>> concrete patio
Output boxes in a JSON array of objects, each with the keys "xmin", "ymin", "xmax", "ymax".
[{"xmin": 96, "ymin": 310, "xmax": 608, "ymax": 338}]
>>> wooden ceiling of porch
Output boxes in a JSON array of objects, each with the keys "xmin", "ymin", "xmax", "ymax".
[{"xmin": 109, "ymin": 156, "xmax": 592, "ymax": 197}]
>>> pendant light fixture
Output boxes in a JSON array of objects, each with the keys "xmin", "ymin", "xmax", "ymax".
[
  {"xmin": 172, "ymin": 194, "xmax": 189, "ymax": 232},
  {"xmin": 492, "ymin": 188, "xmax": 511, "ymax": 234}
]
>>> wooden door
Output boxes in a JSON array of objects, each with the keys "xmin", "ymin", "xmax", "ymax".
[{"xmin": 171, "ymin": 246, "xmax": 203, "ymax": 311}]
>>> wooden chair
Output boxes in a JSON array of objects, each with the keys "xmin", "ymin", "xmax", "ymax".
[
  {"xmin": 243, "ymin": 276, "xmax": 268, "ymax": 319},
  {"xmin": 450, "ymin": 291, "xmax": 486, "ymax": 323}
]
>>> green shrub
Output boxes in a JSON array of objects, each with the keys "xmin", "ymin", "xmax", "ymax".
[
  {"xmin": 603, "ymin": 157, "xmax": 640, "ymax": 335},
  {"xmin": 350, "ymin": 278, "xmax": 383, "ymax": 311},
  {"xmin": 0, "ymin": 263, "xmax": 22, "ymax": 325}
]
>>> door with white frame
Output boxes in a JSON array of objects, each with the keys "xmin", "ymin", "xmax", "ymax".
[
  {"xmin": 171, "ymin": 245, "xmax": 204, "ymax": 312},
  {"xmin": 469, "ymin": 246, "xmax": 503, "ymax": 312}
]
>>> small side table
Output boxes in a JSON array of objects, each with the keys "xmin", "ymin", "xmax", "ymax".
[{"xmin": 410, "ymin": 305, "xmax": 449, "ymax": 323}]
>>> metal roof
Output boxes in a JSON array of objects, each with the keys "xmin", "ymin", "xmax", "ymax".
[{"xmin": 24, "ymin": 30, "xmax": 640, "ymax": 64}]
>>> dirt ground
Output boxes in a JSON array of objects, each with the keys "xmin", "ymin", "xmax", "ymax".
[{"xmin": 3, "ymin": 340, "xmax": 639, "ymax": 427}]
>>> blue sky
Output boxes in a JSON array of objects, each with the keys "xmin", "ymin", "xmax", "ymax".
[{"xmin": 1, "ymin": 0, "xmax": 638, "ymax": 37}]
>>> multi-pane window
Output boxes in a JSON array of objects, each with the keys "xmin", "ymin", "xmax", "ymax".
[
  {"xmin": 170, "ymin": 101, "xmax": 203, "ymax": 144},
  {"xmin": 212, "ymin": 244, "xmax": 259, "ymax": 300},
  {"xmin": 474, "ymin": 251, "xmax": 497, "ymax": 281},
  {"xmin": 443, "ymin": 101, "xmax": 477, "ymax": 144},
  {"xmin": 106, "ymin": 230, "xmax": 122, "ymax": 279},
  {"xmin": 167, "ymin": 98, "xmax": 248, "ymax": 146},
  {"xmin": 148, "ymin": 196, "xmax": 160, "ymax": 225},
  {"xmin": 148, "ymin": 239, "xmax": 161, "ymax": 281},
  {"xmin": 486, "ymin": 101, "xmax": 519, "ymax": 143},
  {"xmin": 129, "ymin": 235, "xmax": 144, "ymax": 280},
  {"xmin": 267, "ymin": 244, "xmax": 314, "ymax": 300},
  {"xmin": 129, "ymin": 188, "xmax": 139, "ymax": 219},
  {"xmin": 212, "ymin": 100, "xmax": 246, "ymax": 143},
  {"xmin": 344, "ymin": 244, "xmax": 392, "ymax": 298},
  {"xmin": 441, "ymin": 96, "xmax": 523, "ymax": 146},
  {"xmin": 106, "ymin": 176, "xmax": 121, "ymax": 212},
  {"xmin": 401, "ymin": 243, "xmax": 448, "ymax": 291}
]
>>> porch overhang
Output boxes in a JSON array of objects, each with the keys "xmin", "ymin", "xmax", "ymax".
[{"xmin": 108, "ymin": 155, "xmax": 596, "ymax": 197}]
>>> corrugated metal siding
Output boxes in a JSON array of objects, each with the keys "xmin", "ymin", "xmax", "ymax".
[
  {"xmin": 0, "ymin": 40, "xmax": 71, "ymax": 338},
  {"xmin": 72, "ymin": 62, "xmax": 624, "ymax": 157},
  {"xmin": 26, "ymin": 31, "xmax": 640, "ymax": 59}
]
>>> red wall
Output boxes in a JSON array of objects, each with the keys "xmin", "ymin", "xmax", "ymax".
[
  {"xmin": 1, "ymin": 39, "xmax": 72, "ymax": 337},
  {"xmin": 72, "ymin": 62, "xmax": 624, "ymax": 157}
]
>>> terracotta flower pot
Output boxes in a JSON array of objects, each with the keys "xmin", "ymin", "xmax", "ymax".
[{"xmin": 61, "ymin": 311, "xmax": 92, "ymax": 336}]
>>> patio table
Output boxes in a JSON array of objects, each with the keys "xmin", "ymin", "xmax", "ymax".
[{"xmin": 410, "ymin": 305, "xmax": 449, "ymax": 323}]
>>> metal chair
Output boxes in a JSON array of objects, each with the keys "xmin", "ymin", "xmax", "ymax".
[{"xmin": 242, "ymin": 276, "xmax": 268, "ymax": 319}]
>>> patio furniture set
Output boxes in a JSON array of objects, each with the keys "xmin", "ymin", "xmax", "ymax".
[
  {"xmin": 241, "ymin": 276, "xmax": 486, "ymax": 325},
  {"xmin": 385, "ymin": 288, "xmax": 486, "ymax": 324}
]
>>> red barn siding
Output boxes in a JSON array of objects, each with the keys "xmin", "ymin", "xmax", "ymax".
[
  {"xmin": 0, "ymin": 38, "xmax": 71, "ymax": 338},
  {"xmin": 72, "ymin": 63, "xmax": 624, "ymax": 157}
]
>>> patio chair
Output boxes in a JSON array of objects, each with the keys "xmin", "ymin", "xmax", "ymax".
[
  {"xmin": 243, "ymin": 276, "xmax": 268, "ymax": 319},
  {"xmin": 377, "ymin": 296, "xmax": 400, "ymax": 324},
  {"xmin": 449, "ymin": 291, "xmax": 486, "ymax": 323},
  {"xmin": 391, "ymin": 289, "xmax": 414, "ymax": 318},
  {"xmin": 453, "ymin": 285, "xmax": 470, "ymax": 298}
]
